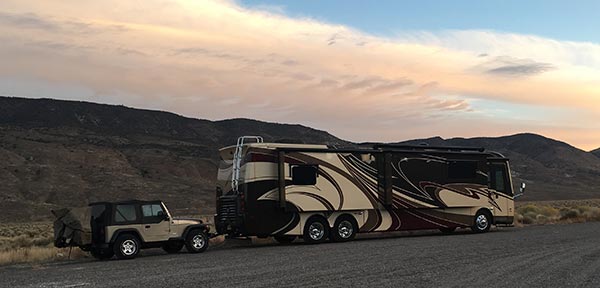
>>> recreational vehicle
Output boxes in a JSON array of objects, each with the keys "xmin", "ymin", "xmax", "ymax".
[{"xmin": 215, "ymin": 136, "xmax": 523, "ymax": 244}]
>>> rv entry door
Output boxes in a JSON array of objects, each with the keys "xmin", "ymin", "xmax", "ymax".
[{"xmin": 489, "ymin": 162, "xmax": 511, "ymax": 218}]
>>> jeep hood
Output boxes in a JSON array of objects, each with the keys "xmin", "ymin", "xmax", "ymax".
[{"xmin": 172, "ymin": 217, "xmax": 203, "ymax": 225}]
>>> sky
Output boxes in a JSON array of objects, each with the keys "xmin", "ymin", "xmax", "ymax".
[{"xmin": 0, "ymin": 0, "xmax": 598, "ymax": 150}]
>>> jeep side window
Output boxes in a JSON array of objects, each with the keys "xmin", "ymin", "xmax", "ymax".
[
  {"xmin": 115, "ymin": 204, "xmax": 137, "ymax": 223},
  {"xmin": 142, "ymin": 204, "xmax": 164, "ymax": 217}
]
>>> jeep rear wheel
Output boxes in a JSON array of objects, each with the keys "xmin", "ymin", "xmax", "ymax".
[
  {"xmin": 185, "ymin": 230, "xmax": 208, "ymax": 253},
  {"xmin": 113, "ymin": 234, "xmax": 140, "ymax": 260},
  {"xmin": 162, "ymin": 241, "xmax": 184, "ymax": 254}
]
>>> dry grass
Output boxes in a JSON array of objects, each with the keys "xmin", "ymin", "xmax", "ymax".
[
  {"xmin": 0, "ymin": 246, "xmax": 88, "ymax": 266},
  {"xmin": 0, "ymin": 222, "xmax": 88, "ymax": 266},
  {"xmin": 516, "ymin": 199, "xmax": 600, "ymax": 225}
]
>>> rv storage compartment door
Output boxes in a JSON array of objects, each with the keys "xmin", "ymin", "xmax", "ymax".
[{"xmin": 377, "ymin": 153, "xmax": 393, "ymax": 206}]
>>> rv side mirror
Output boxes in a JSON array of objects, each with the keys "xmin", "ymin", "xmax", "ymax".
[{"xmin": 514, "ymin": 182, "xmax": 526, "ymax": 198}]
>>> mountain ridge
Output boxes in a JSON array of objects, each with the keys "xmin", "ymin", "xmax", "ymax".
[{"xmin": 0, "ymin": 96, "xmax": 599, "ymax": 221}]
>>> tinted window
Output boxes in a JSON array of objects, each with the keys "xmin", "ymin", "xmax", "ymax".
[
  {"xmin": 448, "ymin": 161, "xmax": 477, "ymax": 179},
  {"xmin": 490, "ymin": 165, "xmax": 510, "ymax": 194},
  {"xmin": 142, "ymin": 204, "xmax": 164, "ymax": 217},
  {"xmin": 292, "ymin": 165, "xmax": 318, "ymax": 185},
  {"xmin": 115, "ymin": 204, "xmax": 137, "ymax": 223},
  {"xmin": 494, "ymin": 170, "xmax": 506, "ymax": 192}
]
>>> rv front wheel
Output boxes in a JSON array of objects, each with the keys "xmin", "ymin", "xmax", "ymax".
[
  {"xmin": 303, "ymin": 217, "xmax": 329, "ymax": 244},
  {"xmin": 471, "ymin": 210, "xmax": 492, "ymax": 233}
]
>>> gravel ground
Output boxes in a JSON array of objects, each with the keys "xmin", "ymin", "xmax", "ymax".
[{"xmin": 2, "ymin": 222, "xmax": 600, "ymax": 287}]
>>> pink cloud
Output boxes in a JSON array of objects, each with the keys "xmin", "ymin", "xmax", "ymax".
[{"xmin": 0, "ymin": 0, "xmax": 598, "ymax": 149}]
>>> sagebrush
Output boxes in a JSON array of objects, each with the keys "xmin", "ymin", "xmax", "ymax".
[{"xmin": 516, "ymin": 199, "xmax": 600, "ymax": 225}]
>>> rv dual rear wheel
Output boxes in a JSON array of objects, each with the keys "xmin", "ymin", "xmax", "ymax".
[
  {"xmin": 331, "ymin": 216, "xmax": 357, "ymax": 242},
  {"xmin": 303, "ymin": 217, "xmax": 329, "ymax": 244}
]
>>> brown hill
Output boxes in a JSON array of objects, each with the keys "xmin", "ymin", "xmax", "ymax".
[
  {"xmin": 0, "ymin": 96, "xmax": 347, "ymax": 222},
  {"xmin": 593, "ymin": 148, "xmax": 600, "ymax": 158},
  {"xmin": 0, "ymin": 96, "xmax": 598, "ymax": 221}
]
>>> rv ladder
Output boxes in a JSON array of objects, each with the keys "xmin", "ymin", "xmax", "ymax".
[{"xmin": 232, "ymin": 136, "xmax": 264, "ymax": 193}]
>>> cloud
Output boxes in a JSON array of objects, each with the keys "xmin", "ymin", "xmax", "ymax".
[
  {"xmin": 486, "ymin": 63, "xmax": 554, "ymax": 76},
  {"xmin": 479, "ymin": 56, "xmax": 555, "ymax": 76},
  {"xmin": 0, "ymin": 0, "xmax": 598, "ymax": 149},
  {"xmin": 0, "ymin": 12, "xmax": 58, "ymax": 30}
]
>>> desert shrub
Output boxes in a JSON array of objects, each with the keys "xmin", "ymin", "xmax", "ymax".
[
  {"xmin": 536, "ymin": 215, "xmax": 549, "ymax": 225},
  {"xmin": 538, "ymin": 206, "xmax": 560, "ymax": 218},
  {"xmin": 32, "ymin": 237, "xmax": 53, "ymax": 247},
  {"xmin": 560, "ymin": 208, "xmax": 581, "ymax": 220},
  {"xmin": 582, "ymin": 206, "xmax": 600, "ymax": 221},
  {"xmin": 517, "ymin": 200, "xmax": 600, "ymax": 225},
  {"xmin": 0, "ymin": 223, "xmax": 54, "ymax": 251},
  {"xmin": 522, "ymin": 211, "xmax": 538, "ymax": 224},
  {"xmin": 517, "ymin": 204, "xmax": 540, "ymax": 215}
]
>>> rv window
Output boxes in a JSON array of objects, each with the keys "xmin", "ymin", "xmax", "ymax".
[
  {"xmin": 291, "ymin": 165, "xmax": 318, "ymax": 185},
  {"xmin": 490, "ymin": 165, "xmax": 509, "ymax": 194},
  {"xmin": 115, "ymin": 204, "xmax": 137, "ymax": 223},
  {"xmin": 448, "ymin": 161, "xmax": 477, "ymax": 179},
  {"xmin": 494, "ymin": 170, "xmax": 506, "ymax": 192}
]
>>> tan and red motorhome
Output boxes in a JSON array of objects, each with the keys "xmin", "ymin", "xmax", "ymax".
[{"xmin": 215, "ymin": 136, "xmax": 523, "ymax": 244}]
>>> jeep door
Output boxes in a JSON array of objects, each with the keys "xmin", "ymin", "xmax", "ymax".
[{"xmin": 140, "ymin": 203, "xmax": 171, "ymax": 242}]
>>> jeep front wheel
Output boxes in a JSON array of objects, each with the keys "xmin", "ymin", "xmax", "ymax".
[
  {"xmin": 185, "ymin": 230, "xmax": 208, "ymax": 253},
  {"xmin": 113, "ymin": 234, "xmax": 140, "ymax": 260}
]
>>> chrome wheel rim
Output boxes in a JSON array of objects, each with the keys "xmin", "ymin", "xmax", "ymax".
[
  {"xmin": 476, "ymin": 214, "xmax": 488, "ymax": 230},
  {"xmin": 121, "ymin": 239, "xmax": 137, "ymax": 256},
  {"xmin": 309, "ymin": 222, "xmax": 325, "ymax": 241},
  {"xmin": 192, "ymin": 234, "xmax": 205, "ymax": 249},
  {"xmin": 338, "ymin": 220, "xmax": 353, "ymax": 239}
]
